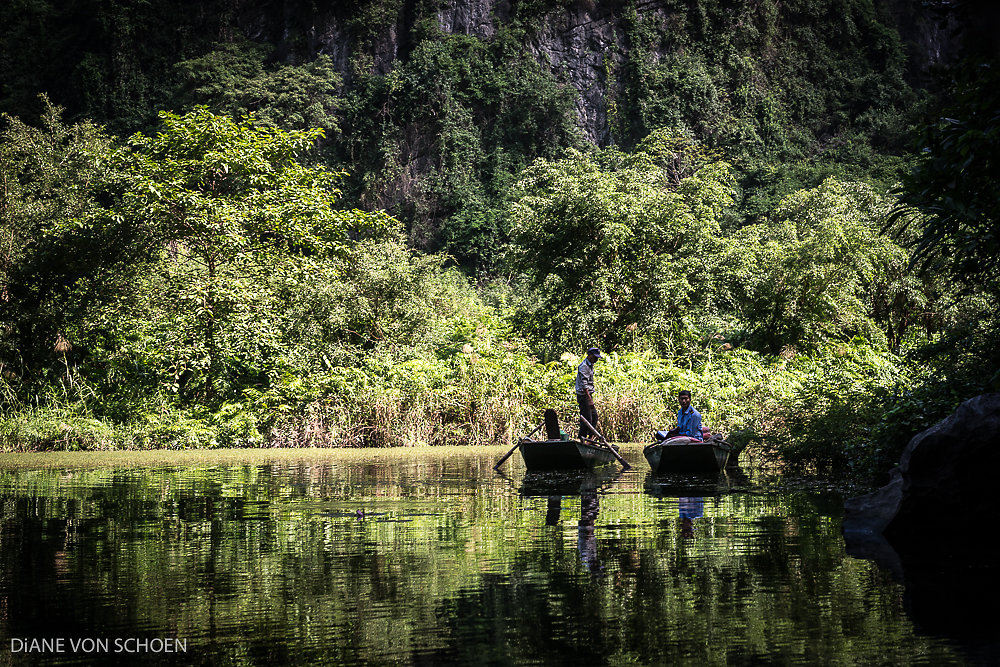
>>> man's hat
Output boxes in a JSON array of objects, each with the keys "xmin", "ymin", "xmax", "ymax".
[{"xmin": 587, "ymin": 346, "xmax": 601, "ymax": 357}]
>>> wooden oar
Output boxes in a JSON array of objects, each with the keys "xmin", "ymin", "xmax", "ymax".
[
  {"xmin": 579, "ymin": 414, "xmax": 631, "ymax": 470},
  {"xmin": 493, "ymin": 421, "xmax": 543, "ymax": 470}
]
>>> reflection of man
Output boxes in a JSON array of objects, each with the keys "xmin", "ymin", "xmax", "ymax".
[
  {"xmin": 678, "ymin": 496, "xmax": 704, "ymax": 520},
  {"xmin": 666, "ymin": 390, "xmax": 703, "ymax": 441},
  {"xmin": 578, "ymin": 489, "xmax": 601, "ymax": 573},
  {"xmin": 679, "ymin": 496, "xmax": 703, "ymax": 539},
  {"xmin": 575, "ymin": 346, "xmax": 601, "ymax": 437},
  {"xmin": 546, "ymin": 496, "xmax": 562, "ymax": 526}
]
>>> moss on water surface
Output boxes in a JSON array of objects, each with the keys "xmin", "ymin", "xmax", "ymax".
[{"xmin": 0, "ymin": 445, "xmax": 516, "ymax": 470}]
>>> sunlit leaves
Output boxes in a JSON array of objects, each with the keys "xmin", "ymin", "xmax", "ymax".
[
  {"xmin": 0, "ymin": 97, "xmax": 119, "ymax": 393},
  {"xmin": 725, "ymin": 178, "xmax": 919, "ymax": 353},
  {"xmin": 173, "ymin": 41, "xmax": 342, "ymax": 138},
  {"xmin": 93, "ymin": 107, "xmax": 389, "ymax": 403},
  {"xmin": 506, "ymin": 138, "xmax": 736, "ymax": 355}
]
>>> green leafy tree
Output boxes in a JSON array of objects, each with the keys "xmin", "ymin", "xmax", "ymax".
[
  {"xmin": 891, "ymin": 62, "xmax": 1000, "ymax": 286},
  {"xmin": 273, "ymin": 235, "xmax": 479, "ymax": 370},
  {"xmin": 0, "ymin": 97, "xmax": 118, "ymax": 395},
  {"xmin": 95, "ymin": 107, "xmax": 388, "ymax": 403},
  {"xmin": 505, "ymin": 136, "xmax": 736, "ymax": 355},
  {"xmin": 173, "ymin": 41, "xmax": 343, "ymax": 138},
  {"xmin": 726, "ymin": 178, "xmax": 919, "ymax": 354}
]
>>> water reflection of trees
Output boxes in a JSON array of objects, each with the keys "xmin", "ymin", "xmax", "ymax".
[{"xmin": 0, "ymin": 458, "xmax": 965, "ymax": 665}]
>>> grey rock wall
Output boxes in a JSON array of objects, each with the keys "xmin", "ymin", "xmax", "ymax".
[
  {"xmin": 242, "ymin": 0, "xmax": 670, "ymax": 145},
  {"xmin": 437, "ymin": 0, "xmax": 508, "ymax": 39},
  {"xmin": 523, "ymin": 4, "xmax": 620, "ymax": 145},
  {"xmin": 432, "ymin": 1, "xmax": 679, "ymax": 144},
  {"xmin": 241, "ymin": 0, "xmax": 955, "ymax": 147}
]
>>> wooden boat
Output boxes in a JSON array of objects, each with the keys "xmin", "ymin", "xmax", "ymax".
[
  {"xmin": 493, "ymin": 409, "xmax": 627, "ymax": 472},
  {"xmin": 517, "ymin": 409, "xmax": 621, "ymax": 471},
  {"xmin": 643, "ymin": 435, "xmax": 732, "ymax": 473},
  {"xmin": 519, "ymin": 437, "xmax": 621, "ymax": 471}
]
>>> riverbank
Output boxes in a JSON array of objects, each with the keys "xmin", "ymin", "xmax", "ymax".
[{"xmin": 0, "ymin": 339, "xmax": 976, "ymax": 481}]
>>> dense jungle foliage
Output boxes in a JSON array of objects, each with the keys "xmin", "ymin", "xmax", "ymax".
[{"xmin": 1, "ymin": 0, "xmax": 998, "ymax": 480}]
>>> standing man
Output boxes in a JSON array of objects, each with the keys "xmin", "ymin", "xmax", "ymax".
[
  {"xmin": 666, "ymin": 390, "xmax": 703, "ymax": 441},
  {"xmin": 576, "ymin": 346, "xmax": 601, "ymax": 437}
]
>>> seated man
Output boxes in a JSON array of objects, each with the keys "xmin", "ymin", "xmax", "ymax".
[{"xmin": 663, "ymin": 390, "xmax": 703, "ymax": 443}]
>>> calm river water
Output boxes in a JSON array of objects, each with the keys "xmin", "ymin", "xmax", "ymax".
[{"xmin": 0, "ymin": 446, "xmax": 990, "ymax": 665}]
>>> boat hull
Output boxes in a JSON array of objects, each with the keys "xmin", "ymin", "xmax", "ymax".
[
  {"xmin": 518, "ymin": 439, "xmax": 619, "ymax": 471},
  {"xmin": 644, "ymin": 440, "xmax": 731, "ymax": 473}
]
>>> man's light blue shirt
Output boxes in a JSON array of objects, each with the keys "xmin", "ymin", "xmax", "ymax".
[
  {"xmin": 677, "ymin": 406, "xmax": 703, "ymax": 440},
  {"xmin": 575, "ymin": 359, "xmax": 595, "ymax": 395}
]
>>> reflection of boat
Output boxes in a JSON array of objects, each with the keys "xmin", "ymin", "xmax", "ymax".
[
  {"xmin": 643, "ymin": 471, "xmax": 731, "ymax": 498},
  {"xmin": 520, "ymin": 470, "xmax": 607, "ymax": 574},
  {"xmin": 519, "ymin": 467, "xmax": 621, "ymax": 497},
  {"xmin": 518, "ymin": 409, "xmax": 622, "ymax": 471},
  {"xmin": 643, "ymin": 435, "xmax": 732, "ymax": 473}
]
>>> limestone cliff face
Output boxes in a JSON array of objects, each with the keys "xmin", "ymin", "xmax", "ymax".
[
  {"xmin": 883, "ymin": 0, "xmax": 961, "ymax": 83},
  {"xmin": 520, "ymin": 4, "xmax": 621, "ymax": 145},
  {"xmin": 434, "ymin": 0, "xmax": 646, "ymax": 144},
  {"xmin": 238, "ymin": 0, "xmax": 653, "ymax": 146},
  {"xmin": 437, "ymin": 0, "xmax": 507, "ymax": 40},
  {"xmin": 240, "ymin": 0, "xmax": 956, "ymax": 148}
]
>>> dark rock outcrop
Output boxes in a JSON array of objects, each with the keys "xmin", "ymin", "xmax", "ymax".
[
  {"xmin": 843, "ymin": 392, "xmax": 1000, "ymax": 541},
  {"xmin": 843, "ymin": 393, "xmax": 1000, "ymax": 658}
]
